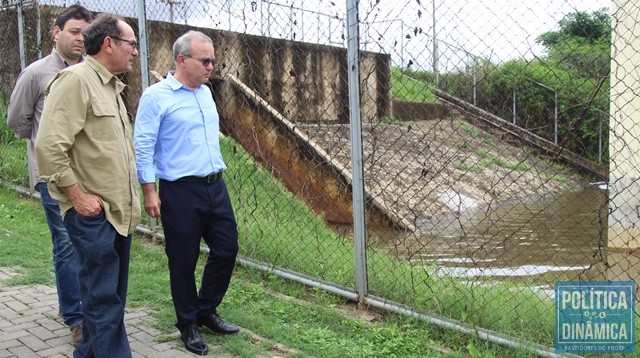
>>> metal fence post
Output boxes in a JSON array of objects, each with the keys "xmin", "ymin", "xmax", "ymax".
[
  {"xmin": 595, "ymin": 108, "xmax": 607, "ymax": 163},
  {"xmin": 472, "ymin": 56, "xmax": 477, "ymax": 106},
  {"xmin": 17, "ymin": 1, "xmax": 26, "ymax": 71},
  {"xmin": 512, "ymin": 88, "xmax": 516, "ymax": 125},
  {"xmin": 527, "ymin": 77, "xmax": 558, "ymax": 144},
  {"xmin": 346, "ymin": 0, "xmax": 368, "ymax": 306},
  {"xmin": 136, "ymin": 0, "xmax": 149, "ymax": 91},
  {"xmin": 136, "ymin": 0, "xmax": 152, "ymax": 232},
  {"xmin": 36, "ymin": 1, "xmax": 41, "ymax": 59},
  {"xmin": 432, "ymin": 0, "xmax": 438, "ymax": 87},
  {"xmin": 599, "ymin": 112, "xmax": 602, "ymax": 163},
  {"xmin": 553, "ymin": 90, "xmax": 558, "ymax": 145},
  {"xmin": 17, "ymin": 1, "xmax": 34, "ymax": 191}
]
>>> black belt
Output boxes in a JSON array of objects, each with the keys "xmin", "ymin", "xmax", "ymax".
[{"xmin": 176, "ymin": 172, "xmax": 222, "ymax": 183}]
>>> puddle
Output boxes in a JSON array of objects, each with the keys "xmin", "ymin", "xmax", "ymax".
[{"xmin": 376, "ymin": 184, "xmax": 609, "ymax": 287}]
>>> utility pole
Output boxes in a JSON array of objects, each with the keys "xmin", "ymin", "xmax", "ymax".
[{"xmin": 159, "ymin": 0, "xmax": 182, "ymax": 23}]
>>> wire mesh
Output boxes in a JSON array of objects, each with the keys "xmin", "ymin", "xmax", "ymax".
[{"xmin": 1, "ymin": 0, "xmax": 631, "ymax": 351}]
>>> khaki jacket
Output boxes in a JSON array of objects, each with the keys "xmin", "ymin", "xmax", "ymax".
[{"xmin": 35, "ymin": 56, "xmax": 141, "ymax": 236}]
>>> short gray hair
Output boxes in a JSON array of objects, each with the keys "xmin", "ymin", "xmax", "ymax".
[{"xmin": 172, "ymin": 31, "xmax": 213, "ymax": 63}]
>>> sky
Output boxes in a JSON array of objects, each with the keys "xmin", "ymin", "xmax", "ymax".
[
  {"xmin": 354, "ymin": 0, "xmax": 611, "ymax": 70},
  {"xmin": 38, "ymin": 0, "xmax": 611, "ymax": 71},
  {"xmin": 192, "ymin": 0, "xmax": 611, "ymax": 71}
]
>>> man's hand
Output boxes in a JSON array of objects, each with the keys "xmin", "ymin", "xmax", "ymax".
[
  {"xmin": 60, "ymin": 183, "xmax": 103, "ymax": 216},
  {"xmin": 142, "ymin": 183, "xmax": 161, "ymax": 218}
]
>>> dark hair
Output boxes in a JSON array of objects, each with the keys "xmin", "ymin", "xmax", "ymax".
[
  {"xmin": 54, "ymin": 4, "xmax": 93, "ymax": 30},
  {"xmin": 83, "ymin": 13, "xmax": 124, "ymax": 56}
]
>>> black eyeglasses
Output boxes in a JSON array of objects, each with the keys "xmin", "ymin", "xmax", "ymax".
[
  {"xmin": 183, "ymin": 54, "xmax": 216, "ymax": 67},
  {"xmin": 110, "ymin": 36, "xmax": 139, "ymax": 49}
]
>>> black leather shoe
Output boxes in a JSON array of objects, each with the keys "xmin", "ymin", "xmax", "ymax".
[
  {"xmin": 198, "ymin": 313, "xmax": 239, "ymax": 334},
  {"xmin": 180, "ymin": 324, "xmax": 208, "ymax": 355}
]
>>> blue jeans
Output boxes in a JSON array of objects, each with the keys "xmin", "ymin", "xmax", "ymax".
[
  {"xmin": 38, "ymin": 182, "xmax": 83, "ymax": 329},
  {"xmin": 64, "ymin": 209, "xmax": 132, "ymax": 358}
]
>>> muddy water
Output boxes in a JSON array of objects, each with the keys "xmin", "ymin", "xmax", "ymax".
[{"xmin": 376, "ymin": 184, "xmax": 609, "ymax": 286}]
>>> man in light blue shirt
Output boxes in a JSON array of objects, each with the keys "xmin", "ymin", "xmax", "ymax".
[{"xmin": 134, "ymin": 30, "xmax": 239, "ymax": 356}]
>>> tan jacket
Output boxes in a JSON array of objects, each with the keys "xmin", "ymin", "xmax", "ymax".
[{"xmin": 35, "ymin": 56, "xmax": 141, "ymax": 236}]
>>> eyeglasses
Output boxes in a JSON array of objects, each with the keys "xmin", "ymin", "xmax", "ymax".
[
  {"xmin": 183, "ymin": 54, "xmax": 216, "ymax": 67},
  {"xmin": 110, "ymin": 36, "xmax": 139, "ymax": 49}
]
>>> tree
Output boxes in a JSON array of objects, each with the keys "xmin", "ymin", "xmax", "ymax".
[
  {"xmin": 533, "ymin": 8, "xmax": 610, "ymax": 161},
  {"xmin": 536, "ymin": 8, "xmax": 610, "ymax": 79},
  {"xmin": 410, "ymin": 8, "xmax": 611, "ymax": 162},
  {"xmin": 537, "ymin": 8, "xmax": 610, "ymax": 46}
]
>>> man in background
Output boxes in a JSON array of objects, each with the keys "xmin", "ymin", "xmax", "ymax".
[
  {"xmin": 134, "ymin": 30, "xmax": 239, "ymax": 356},
  {"xmin": 6, "ymin": 4, "xmax": 93, "ymax": 346},
  {"xmin": 35, "ymin": 13, "xmax": 141, "ymax": 357}
]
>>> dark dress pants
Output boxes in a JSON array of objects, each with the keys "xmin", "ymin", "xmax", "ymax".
[{"xmin": 159, "ymin": 178, "xmax": 239, "ymax": 330}]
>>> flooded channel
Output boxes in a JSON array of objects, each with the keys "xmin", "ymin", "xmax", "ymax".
[{"xmin": 377, "ymin": 183, "xmax": 609, "ymax": 287}]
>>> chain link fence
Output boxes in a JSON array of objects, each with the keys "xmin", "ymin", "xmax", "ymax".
[{"xmin": 1, "ymin": 0, "xmax": 634, "ymax": 353}]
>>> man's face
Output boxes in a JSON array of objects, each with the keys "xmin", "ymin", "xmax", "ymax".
[
  {"xmin": 180, "ymin": 39, "xmax": 215, "ymax": 88},
  {"xmin": 110, "ymin": 20, "xmax": 139, "ymax": 75},
  {"xmin": 53, "ymin": 18, "xmax": 90, "ymax": 63}
]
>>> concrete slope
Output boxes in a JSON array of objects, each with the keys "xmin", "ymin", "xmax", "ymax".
[{"xmin": 215, "ymin": 75, "xmax": 590, "ymax": 233}]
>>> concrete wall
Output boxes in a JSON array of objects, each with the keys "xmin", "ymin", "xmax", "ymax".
[
  {"xmin": 215, "ymin": 75, "xmax": 399, "ymax": 229},
  {"xmin": 608, "ymin": 1, "xmax": 640, "ymax": 251},
  {"xmin": 608, "ymin": 0, "xmax": 640, "ymax": 283},
  {"xmin": 138, "ymin": 20, "xmax": 392, "ymax": 123},
  {"xmin": 1, "ymin": 5, "xmax": 392, "ymax": 125},
  {"xmin": 392, "ymin": 100, "xmax": 447, "ymax": 121},
  {"xmin": 0, "ymin": 4, "xmax": 397, "ymax": 230}
]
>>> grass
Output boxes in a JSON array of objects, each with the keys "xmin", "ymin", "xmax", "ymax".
[
  {"xmin": 0, "ymin": 95, "xmax": 29, "ymax": 188},
  {"xmin": 452, "ymin": 149, "xmax": 532, "ymax": 173},
  {"xmin": 0, "ymin": 107, "xmax": 558, "ymax": 355},
  {"xmin": 216, "ymin": 134, "xmax": 563, "ymax": 351},
  {"xmin": 452, "ymin": 160, "xmax": 487, "ymax": 173},
  {"xmin": 2, "ymin": 96, "xmax": 631, "ymax": 356},
  {"xmin": 446, "ymin": 120, "xmax": 540, "ymax": 174},
  {"xmin": 0, "ymin": 185, "xmax": 549, "ymax": 357},
  {"xmin": 453, "ymin": 119, "xmax": 480, "ymax": 136},
  {"xmin": 378, "ymin": 115, "xmax": 403, "ymax": 125},
  {"xmin": 0, "ymin": 139, "xmax": 28, "ymax": 186},
  {"xmin": 1, "ymin": 130, "xmax": 553, "ymax": 352},
  {"xmin": 391, "ymin": 67, "xmax": 438, "ymax": 103}
]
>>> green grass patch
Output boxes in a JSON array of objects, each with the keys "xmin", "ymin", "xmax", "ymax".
[
  {"xmin": 391, "ymin": 67, "xmax": 438, "ymax": 103},
  {"xmin": 453, "ymin": 150, "xmax": 532, "ymax": 173},
  {"xmin": 456, "ymin": 141, "xmax": 470, "ymax": 150},
  {"xmin": 492, "ymin": 157, "xmax": 532, "ymax": 171},
  {"xmin": 0, "ymin": 138, "xmax": 29, "ymax": 188},
  {"xmin": 0, "ymin": 191, "xmax": 54, "ymax": 285},
  {"xmin": 453, "ymin": 119, "xmax": 480, "ymax": 136},
  {"xmin": 453, "ymin": 159, "xmax": 487, "ymax": 173},
  {"xmin": 0, "ymin": 185, "xmax": 553, "ymax": 357},
  {"xmin": 476, "ymin": 149, "xmax": 489, "ymax": 158},
  {"xmin": 378, "ymin": 115, "xmax": 403, "ymax": 125}
]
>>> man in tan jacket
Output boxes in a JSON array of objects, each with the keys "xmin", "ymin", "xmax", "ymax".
[{"xmin": 35, "ymin": 13, "xmax": 141, "ymax": 358}]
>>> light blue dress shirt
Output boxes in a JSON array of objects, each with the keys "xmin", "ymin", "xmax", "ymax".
[{"xmin": 134, "ymin": 71, "xmax": 227, "ymax": 184}]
